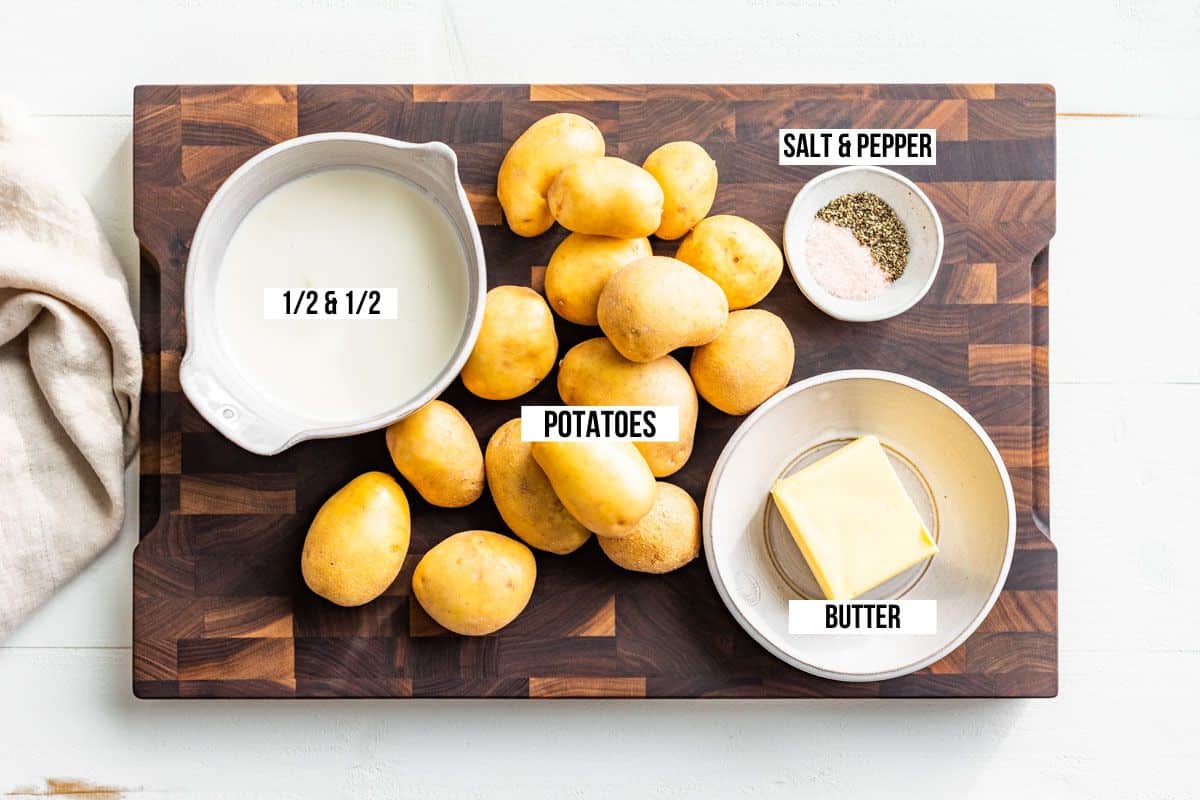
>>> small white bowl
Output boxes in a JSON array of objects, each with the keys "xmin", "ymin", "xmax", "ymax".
[
  {"xmin": 782, "ymin": 166, "xmax": 943, "ymax": 322},
  {"xmin": 182, "ymin": 133, "xmax": 486, "ymax": 455},
  {"xmin": 703, "ymin": 370, "xmax": 1015, "ymax": 682}
]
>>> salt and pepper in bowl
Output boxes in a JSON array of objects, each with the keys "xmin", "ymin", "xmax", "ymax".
[{"xmin": 782, "ymin": 166, "xmax": 943, "ymax": 323}]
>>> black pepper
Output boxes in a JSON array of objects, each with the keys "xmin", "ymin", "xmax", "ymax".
[{"xmin": 815, "ymin": 192, "xmax": 910, "ymax": 281}]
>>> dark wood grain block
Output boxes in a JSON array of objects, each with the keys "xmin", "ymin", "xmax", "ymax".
[{"xmin": 134, "ymin": 84, "xmax": 1057, "ymax": 699}]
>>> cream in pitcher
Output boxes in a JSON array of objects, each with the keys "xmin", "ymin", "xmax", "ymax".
[{"xmin": 215, "ymin": 166, "xmax": 469, "ymax": 423}]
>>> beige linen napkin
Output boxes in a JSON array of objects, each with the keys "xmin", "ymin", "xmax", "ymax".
[{"xmin": 0, "ymin": 99, "xmax": 141, "ymax": 638}]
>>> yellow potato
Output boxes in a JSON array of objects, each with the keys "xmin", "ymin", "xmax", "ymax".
[
  {"xmin": 497, "ymin": 113, "xmax": 605, "ymax": 237},
  {"xmin": 547, "ymin": 157, "xmax": 664, "ymax": 238},
  {"xmin": 385, "ymin": 400, "xmax": 483, "ymax": 508},
  {"xmin": 412, "ymin": 530, "xmax": 536, "ymax": 636},
  {"xmin": 597, "ymin": 482, "xmax": 700, "ymax": 574},
  {"xmin": 462, "ymin": 286, "xmax": 558, "ymax": 400},
  {"xmin": 557, "ymin": 337, "xmax": 697, "ymax": 477},
  {"xmin": 690, "ymin": 309, "xmax": 794, "ymax": 415},
  {"xmin": 642, "ymin": 141, "xmax": 718, "ymax": 240},
  {"xmin": 484, "ymin": 419, "xmax": 592, "ymax": 555},
  {"xmin": 675, "ymin": 214, "xmax": 784, "ymax": 309},
  {"xmin": 301, "ymin": 472, "xmax": 411, "ymax": 607},
  {"xmin": 530, "ymin": 440, "xmax": 656, "ymax": 538},
  {"xmin": 544, "ymin": 233, "xmax": 652, "ymax": 326},
  {"xmin": 597, "ymin": 256, "xmax": 728, "ymax": 363}
]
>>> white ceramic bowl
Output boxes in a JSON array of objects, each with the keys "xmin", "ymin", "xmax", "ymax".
[
  {"xmin": 181, "ymin": 133, "xmax": 486, "ymax": 455},
  {"xmin": 782, "ymin": 166, "xmax": 943, "ymax": 322},
  {"xmin": 703, "ymin": 370, "xmax": 1015, "ymax": 682}
]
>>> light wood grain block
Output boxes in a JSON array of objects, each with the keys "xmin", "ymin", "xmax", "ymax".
[
  {"xmin": 530, "ymin": 84, "xmax": 647, "ymax": 102},
  {"xmin": 969, "ymin": 344, "xmax": 1034, "ymax": 385},
  {"xmin": 977, "ymin": 591, "xmax": 1057, "ymax": 634},
  {"xmin": 967, "ymin": 180, "xmax": 1055, "ymax": 223},
  {"xmin": 178, "ymin": 475, "xmax": 296, "ymax": 515},
  {"xmin": 529, "ymin": 677, "xmax": 646, "ymax": 698},
  {"xmin": 203, "ymin": 597, "xmax": 294, "ymax": 638},
  {"xmin": 465, "ymin": 185, "xmax": 502, "ymax": 226},
  {"xmin": 177, "ymin": 637, "xmax": 296, "ymax": 686},
  {"xmin": 567, "ymin": 597, "xmax": 616, "ymax": 637},
  {"xmin": 942, "ymin": 263, "xmax": 998, "ymax": 304}
]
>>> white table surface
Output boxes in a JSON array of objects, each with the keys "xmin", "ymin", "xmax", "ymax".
[{"xmin": 2, "ymin": 1, "xmax": 1198, "ymax": 797}]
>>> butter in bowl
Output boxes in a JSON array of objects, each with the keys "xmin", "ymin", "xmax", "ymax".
[
  {"xmin": 770, "ymin": 435, "xmax": 940, "ymax": 602},
  {"xmin": 703, "ymin": 369, "xmax": 1015, "ymax": 682}
]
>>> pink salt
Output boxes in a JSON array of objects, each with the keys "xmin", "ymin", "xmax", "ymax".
[{"xmin": 804, "ymin": 219, "xmax": 890, "ymax": 301}]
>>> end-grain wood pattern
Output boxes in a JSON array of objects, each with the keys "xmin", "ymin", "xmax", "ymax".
[{"xmin": 134, "ymin": 84, "xmax": 1057, "ymax": 699}]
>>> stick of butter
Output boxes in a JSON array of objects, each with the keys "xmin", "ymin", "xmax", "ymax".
[{"xmin": 769, "ymin": 436, "xmax": 938, "ymax": 600}]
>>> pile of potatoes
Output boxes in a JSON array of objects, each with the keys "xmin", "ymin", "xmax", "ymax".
[{"xmin": 301, "ymin": 112, "xmax": 796, "ymax": 638}]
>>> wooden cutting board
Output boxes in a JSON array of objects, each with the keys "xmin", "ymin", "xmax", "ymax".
[{"xmin": 133, "ymin": 84, "xmax": 1056, "ymax": 698}]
